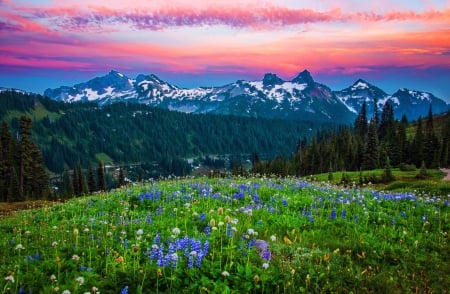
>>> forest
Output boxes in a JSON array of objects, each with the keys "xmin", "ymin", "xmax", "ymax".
[
  {"xmin": 252, "ymin": 101, "xmax": 449, "ymax": 182},
  {"xmin": 1, "ymin": 90, "xmax": 449, "ymax": 200}
]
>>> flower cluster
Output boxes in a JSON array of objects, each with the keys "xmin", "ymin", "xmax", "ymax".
[{"xmin": 147, "ymin": 234, "xmax": 209, "ymax": 269}]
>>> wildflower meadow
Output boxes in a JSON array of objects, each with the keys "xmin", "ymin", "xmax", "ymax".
[{"xmin": 1, "ymin": 177, "xmax": 449, "ymax": 293}]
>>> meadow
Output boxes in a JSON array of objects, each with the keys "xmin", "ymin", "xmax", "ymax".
[{"xmin": 0, "ymin": 177, "xmax": 449, "ymax": 293}]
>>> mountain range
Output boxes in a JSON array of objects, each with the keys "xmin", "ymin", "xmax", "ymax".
[{"xmin": 40, "ymin": 69, "xmax": 450, "ymax": 124}]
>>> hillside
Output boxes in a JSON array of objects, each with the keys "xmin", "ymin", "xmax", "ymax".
[{"xmin": 0, "ymin": 91, "xmax": 332, "ymax": 175}]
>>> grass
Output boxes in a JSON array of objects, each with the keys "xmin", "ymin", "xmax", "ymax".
[
  {"xmin": 0, "ymin": 177, "xmax": 449, "ymax": 293},
  {"xmin": 314, "ymin": 168, "xmax": 450, "ymax": 195},
  {"xmin": 95, "ymin": 153, "xmax": 114, "ymax": 165}
]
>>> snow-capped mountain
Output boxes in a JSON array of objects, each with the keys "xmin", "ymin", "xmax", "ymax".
[
  {"xmin": 44, "ymin": 70, "xmax": 355, "ymax": 123},
  {"xmin": 388, "ymin": 88, "xmax": 449, "ymax": 119},
  {"xmin": 0, "ymin": 87, "xmax": 30, "ymax": 95},
  {"xmin": 43, "ymin": 70, "xmax": 449, "ymax": 124},
  {"xmin": 334, "ymin": 79, "xmax": 449, "ymax": 120}
]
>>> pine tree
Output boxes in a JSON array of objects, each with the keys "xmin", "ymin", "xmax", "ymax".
[
  {"xmin": 63, "ymin": 169, "xmax": 74, "ymax": 198},
  {"xmin": 378, "ymin": 101, "xmax": 395, "ymax": 141},
  {"xmin": 29, "ymin": 144, "xmax": 50, "ymax": 199},
  {"xmin": 18, "ymin": 116, "xmax": 35, "ymax": 200},
  {"xmin": 411, "ymin": 117, "xmax": 424, "ymax": 167},
  {"xmin": 87, "ymin": 165, "xmax": 96, "ymax": 194},
  {"xmin": 118, "ymin": 166, "xmax": 125, "ymax": 188},
  {"xmin": 354, "ymin": 101, "xmax": 368, "ymax": 138},
  {"xmin": 382, "ymin": 156, "xmax": 394, "ymax": 183},
  {"xmin": 423, "ymin": 105, "xmax": 440, "ymax": 168},
  {"xmin": 363, "ymin": 117, "xmax": 379, "ymax": 170},
  {"xmin": 72, "ymin": 168, "xmax": 80, "ymax": 196},
  {"xmin": 78, "ymin": 166, "xmax": 88, "ymax": 195},
  {"xmin": 97, "ymin": 161, "xmax": 107, "ymax": 192}
]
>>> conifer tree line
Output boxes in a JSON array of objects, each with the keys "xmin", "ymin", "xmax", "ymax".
[
  {"xmin": 0, "ymin": 117, "xmax": 49, "ymax": 202},
  {"xmin": 252, "ymin": 101, "xmax": 449, "ymax": 180},
  {"xmin": 59, "ymin": 161, "xmax": 116, "ymax": 198}
]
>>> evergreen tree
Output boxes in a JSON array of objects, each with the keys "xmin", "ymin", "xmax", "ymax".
[
  {"xmin": 423, "ymin": 105, "xmax": 439, "ymax": 168},
  {"xmin": 118, "ymin": 166, "xmax": 125, "ymax": 187},
  {"xmin": 378, "ymin": 101, "xmax": 395, "ymax": 141},
  {"xmin": 97, "ymin": 161, "xmax": 107, "ymax": 192},
  {"xmin": 87, "ymin": 165, "xmax": 96, "ymax": 194},
  {"xmin": 8, "ymin": 167, "xmax": 19, "ymax": 202},
  {"xmin": 29, "ymin": 144, "xmax": 50, "ymax": 199},
  {"xmin": 63, "ymin": 169, "xmax": 74, "ymax": 198},
  {"xmin": 363, "ymin": 117, "xmax": 379, "ymax": 170},
  {"xmin": 382, "ymin": 156, "xmax": 394, "ymax": 183},
  {"xmin": 417, "ymin": 160, "xmax": 428, "ymax": 179},
  {"xmin": 78, "ymin": 166, "xmax": 88, "ymax": 195},
  {"xmin": 411, "ymin": 117, "xmax": 424, "ymax": 167},
  {"xmin": 18, "ymin": 116, "xmax": 35, "ymax": 200},
  {"xmin": 372, "ymin": 98, "xmax": 379, "ymax": 127},
  {"xmin": 72, "ymin": 168, "xmax": 80, "ymax": 196},
  {"xmin": 354, "ymin": 101, "xmax": 368, "ymax": 138}
]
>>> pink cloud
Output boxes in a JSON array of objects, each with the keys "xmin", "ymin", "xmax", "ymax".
[
  {"xmin": 0, "ymin": 10, "xmax": 51, "ymax": 34},
  {"xmin": 2, "ymin": 1, "xmax": 446, "ymax": 33}
]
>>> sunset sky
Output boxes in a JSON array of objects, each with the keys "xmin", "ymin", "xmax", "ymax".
[{"xmin": 1, "ymin": 0, "xmax": 449, "ymax": 100}]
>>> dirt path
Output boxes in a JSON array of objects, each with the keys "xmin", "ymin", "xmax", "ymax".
[{"xmin": 440, "ymin": 168, "xmax": 450, "ymax": 180}]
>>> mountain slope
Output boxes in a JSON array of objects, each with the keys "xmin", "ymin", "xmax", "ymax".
[{"xmin": 1, "ymin": 91, "xmax": 331, "ymax": 174}]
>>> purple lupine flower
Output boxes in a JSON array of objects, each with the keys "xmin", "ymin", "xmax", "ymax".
[
  {"xmin": 255, "ymin": 240, "xmax": 269, "ymax": 252},
  {"xmin": 154, "ymin": 233, "xmax": 161, "ymax": 245},
  {"xmin": 330, "ymin": 208, "xmax": 337, "ymax": 220},
  {"xmin": 204, "ymin": 225, "xmax": 211, "ymax": 236},
  {"xmin": 282, "ymin": 198, "xmax": 287, "ymax": 207},
  {"xmin": 226, "ymin": 224, "xmax": 232, "ymax": 238},
  {"xmin": 203, "ymin": 240, "xmax": 210, "ymax": 253},
  {"xmin": 120, "ymin": 286, "xmax": 128, "ymax": 294},
  {"xmin": 199, "ymin": 212, "xmax": 206, "ymax": 221},
  {"xmin": 261, "ymin": 250, "xmax": 271, "ymax": 261},
  {"xmin": 170, "ymin": 253, "xmax": 178, "ymax": 268},
  {"xmin": 187, "ymin": 255, "xmax": 194, "ymax": 268},
  {"xmin": 341, "ymin": 209, "xmax": 347, "ymax": 219},
  {"xmin": 247, "ymin": 238, "xmax": 257, "ymax": 249}
]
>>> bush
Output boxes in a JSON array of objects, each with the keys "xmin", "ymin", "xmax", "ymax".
[{"xmin": 399, "ymin": 163, "xmax": 417, "ymax": 171}]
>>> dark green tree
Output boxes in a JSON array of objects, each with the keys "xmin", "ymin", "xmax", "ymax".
[
  {"xmin": 62, "ymin": 169, "xmax": 74, "ymax": 198},
  {"xmin": 354, "ymin": 101, "xmax": 368, "ymax": 138},
  {"xmin": 118, "ymin": 166, "xmax": 125, "ymax": 187},
  {"xmin": 87, "ymin": 165, "xmax": 96, "ymax": 194},
  {"xmin": 382, "ymin": 156, "xmax": 394, "ymax": 183},
  {"xmin": 423, "ymin": 105, "xmax": 440, "ymax": 168},
  {"xmin": 72, "ymin": 168, "xmax": 80, "ymax": 196},
  {"xmin": 97, "ymin": 161, "xmax": 107, "ymax": 192},
  {"xmin": 78, "ymin": 166, "xmax": 88, "ymax": 195},
  {"xmin": 378, "ymin": 101, "xmax": 395, "ymax": 141},
  {"xmin": 362, "ymin": 117, "xmax": 379, "ymax": 170},
  {"xmin": 411, "ymin": 117, "xmax": 424, "ymax": 167}
]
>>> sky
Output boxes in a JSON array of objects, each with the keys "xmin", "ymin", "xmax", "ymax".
[{"xmin": 0, "ymin": 0, "xmax": 449, "ymax": 101}]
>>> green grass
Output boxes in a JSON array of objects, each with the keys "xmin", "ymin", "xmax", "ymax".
[
  {"xmin": 0, "ymin": 177, "xmax": 448, "ymax": 293},
  {"xmin": 314, "ymin": 168, "xmax": 450, "ymax": 195},
  {"xmin": 4, "ymin": 105, "xmax": 62, "ymax": 122},
  {"xmin": 95, "ymin": 153, "xmax": 114, "ymax": 165}
]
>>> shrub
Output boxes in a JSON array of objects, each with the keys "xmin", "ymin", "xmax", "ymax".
[{"xmin": 399, "ymin": 163, "xmax": 417, "ymax": 171}]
